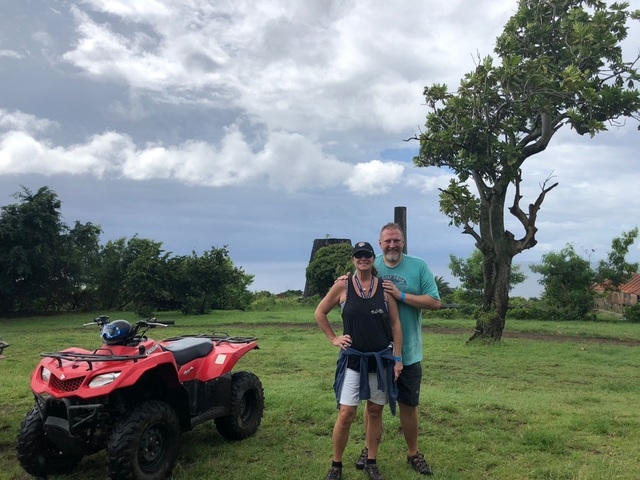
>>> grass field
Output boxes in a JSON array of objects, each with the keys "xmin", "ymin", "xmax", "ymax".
[{"xmin": 1, "ymin": 309, "xmax": 639, "ymax": 479}]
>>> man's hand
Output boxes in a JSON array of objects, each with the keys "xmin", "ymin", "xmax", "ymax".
[{"xmin": 334, "ymin": 271, "xmax": 352, "ymax": 283}]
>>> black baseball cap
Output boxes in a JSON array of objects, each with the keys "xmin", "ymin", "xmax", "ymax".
[{"xmin": 351, "ymin": 241, "xmax": 375, "ymax": 256}]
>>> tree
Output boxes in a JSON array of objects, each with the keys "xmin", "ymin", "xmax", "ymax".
[
  {"xmin": 412, "ymin": 0, "xmax": 640, "ymax": 340},
  {"xmin": 0, "ymin": 186, "xmax": 67, "ymax": 313},
  {"xmin": 434, "ymin": 275, "xmax": 455, "ymax": 303},
  {"xmin": 93, "ymin": 238, "xmax": 130, "ymax": 310},
  {"xmin": 50, "ymin": 220, "xmax": 103, "ymax": 311},
  {"xmin": 530, "ymin": 244, "xmax": 596, "ymax": 318},
  {"xmin": 449, "ymin": 249, "xmax": 526, "ymax": 305},
  {"xmin": 172, "ymin": 246, "xmax": 255, "ymax": 314},
  {"xmin": 594, "ymin": 227, "xmax": 639, "ymax": 289},
  {"xmin": 305, "ymin": 243, "xmax": 353, "ymax": 297},
  {"xmin": 121, "ymin": 237, "xmax": 172, "ymax": 317}
]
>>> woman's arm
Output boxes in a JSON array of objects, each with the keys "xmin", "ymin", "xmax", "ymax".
[{"xmin": 314, "ymin": 281, "xmax": 351, "ymax": 350}]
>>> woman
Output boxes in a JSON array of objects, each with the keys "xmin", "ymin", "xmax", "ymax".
[{"xmin": 315, "ymin": 241, "xmax": 403, "ymax": 480}]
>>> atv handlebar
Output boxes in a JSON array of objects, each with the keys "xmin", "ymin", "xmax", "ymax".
[{"xmin": 83, "ymin": 316, "xmax": 175, "ymax": 328}]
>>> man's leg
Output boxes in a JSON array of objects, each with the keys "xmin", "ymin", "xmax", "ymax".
[{"xmin": 398, "ymin": 401, "xmax": 419, "ymax": 456}]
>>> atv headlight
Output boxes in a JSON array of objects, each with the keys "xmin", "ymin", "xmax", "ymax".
[
  {"xmin": 89, "ymin": 372, "xmax": 121, "ymax": 388},
  {"xmin": 41, "ymin": 367, "xmax": 51, "ymax": 383}
]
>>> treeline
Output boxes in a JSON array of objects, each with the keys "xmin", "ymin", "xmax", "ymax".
[{"xmin": 0, "ymin": 186, "xmax": 254, "ymax": 316}]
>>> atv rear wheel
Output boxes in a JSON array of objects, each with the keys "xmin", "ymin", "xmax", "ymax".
[
  {"xmin": 215, "ymin": 371, "xmax": 264, "ymax": 440},
  {"xmin": 16, "ymin": 406, "xmax": 84, "ymax": 478},
  {"xmin": 106, "ymin": 400, "xmax": 181, "ymax": 480}
]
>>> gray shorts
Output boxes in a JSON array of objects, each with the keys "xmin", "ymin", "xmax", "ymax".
[
  {"xmin": 396, "ymin": 361, "xmax": 422, "ymax": 407},
  {"xmin": 339, "ymin": 368, "xmax": 388, "ymax": 406}
]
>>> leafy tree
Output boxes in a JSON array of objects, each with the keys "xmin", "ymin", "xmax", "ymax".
[
  {"xmin": 530, "ymin": 244, "xmax": 595, "ymax": 319},
  {"xmin": 0, "ymin": 186, "xmax": 68, "ymax": 313},
  {"xmin": 434, "ymin": 275, "xmax": 455, "ymax": 303},
  {"xmin": 412, "ymin": 0, "xmax": 640, "ymax": 340},
  {"xmin": 173, "ymin": 246, "xmax": 255, "ymax": 314},
  {"xmin": 93, "ymin": 238, "xmax": 131, "ymax": 310},
  {"xmin": 594, "ymin": 227, "xmax": 639, "ymax": 289},
  {"xmin": 121, "ymin": 237, "xmax": 171, "ymax": 317},
  {"xmin": 50, "ymin": 220, "xmax": 103, "ymax": 311},
  {"xmin": 305, "ymin": 243, "xmax": 352, "ymax": 297},
  {"xmin": 449, "ymin": 249, "xmax": 526, "ymax": 305}
]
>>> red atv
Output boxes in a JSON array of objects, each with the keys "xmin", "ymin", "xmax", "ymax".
[{"xmin": 16, "ymin": 315, "xmax": 264, "ymax": 479}]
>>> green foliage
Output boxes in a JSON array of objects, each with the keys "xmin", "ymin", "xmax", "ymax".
[
  {"xmin": 594, "ymin": 227, "xmax": 639, "ymax": 289},
  {"xmin": 434, "ymin": 276, "xmax": 454, "ymax": 303},
  {"xmin": 449, "ymin": 249, "xmax": 526, "ymax": 305},
  {"xmin": 0, "ymin": 186, "xmax": 103, "ymax": 313},
  {"xmin": 530, "ymin": 244, "xmax": 596, "ymax": 319},
  {"xmin": 122, "ymin": 237, "xmax": 171, "ymax": 317},
  {"xmin": 305, "ymin": 243, "xmax": 352, "ymax": 297},
  {"xmin": 624, "ymin": 302, "xmax": 640, "ymax": 323},
  {"xmin": 172, "ymin": 247, "xmax": 255, "ymax": 314},
  {"xmin": 0, "ymin": 186, "xmax": 256, "ymax": 316}
]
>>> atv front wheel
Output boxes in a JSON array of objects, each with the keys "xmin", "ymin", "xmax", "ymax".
[
  {"xmin": 16, "ymin": 406, "xmax": 84, "ymax": 478},
  {"xmin": 215, "ymin": 371, "xmax": 264, "ymax": 440},
  {"xmin": 106, "ymin": 400, "xmax": 181, "ymax": 480}
]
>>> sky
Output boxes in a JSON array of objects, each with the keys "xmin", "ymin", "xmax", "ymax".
[{"xmin": 1, "ymin": 0, "xmax": 639, "ymax": 298}]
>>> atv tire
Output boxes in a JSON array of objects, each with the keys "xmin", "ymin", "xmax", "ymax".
[
  {"xmin": 16, "ymin": 406, "xmax": 84, "ymax": 478},
  {"xmin": 215, "ymin": 371, "xmax": 264, "ymax": 440},
  {"xmin": 106, "ymin": 400, "xmax": 181, "ymax": 480}
]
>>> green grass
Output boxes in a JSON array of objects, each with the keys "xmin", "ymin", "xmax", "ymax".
[{"xmin": 1, "ymin": 309, "xmax": 640, "ymax": 479}]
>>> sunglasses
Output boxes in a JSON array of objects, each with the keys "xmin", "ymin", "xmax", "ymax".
[{"xmin": 353, "ymin": 251, "xmax": 374, "ymax": 259}]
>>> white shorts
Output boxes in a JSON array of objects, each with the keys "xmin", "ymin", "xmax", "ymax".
[{"xmin": 339, "ymin": 368, "xmax": 388, "ymax": 407}]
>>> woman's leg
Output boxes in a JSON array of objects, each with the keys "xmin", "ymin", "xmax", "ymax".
[
  {"xmin": 365, "ymin": 401, "xmax": 384, "ymax": 460},
  {"xmin": 332, "ymin": 404, "xmax": 357, "ymax": 461}
]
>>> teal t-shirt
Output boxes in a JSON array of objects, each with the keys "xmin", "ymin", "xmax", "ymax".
[{"xmin": 375, "ymin": 254, "xmax": 440, "ymax": 365}]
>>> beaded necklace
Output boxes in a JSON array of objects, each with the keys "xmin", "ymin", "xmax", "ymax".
[{"xmin": 353, "ymin": 275, "xmax": 374, "ymax": 299}]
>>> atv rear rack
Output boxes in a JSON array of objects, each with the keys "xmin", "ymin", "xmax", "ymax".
[{"xmin": 162, "ymin": 333, "xmax": 258, "ymax": 345}]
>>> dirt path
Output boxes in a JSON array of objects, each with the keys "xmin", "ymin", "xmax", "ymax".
[
  {"xmin": 232, "ymin": 322, "xmax": 640, "ymax": 346},
  {"xmin": 426, "ymin": 326, "xmax": 640, "ymax": 346}
]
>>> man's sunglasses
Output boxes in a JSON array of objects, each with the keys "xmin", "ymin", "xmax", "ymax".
[{"xmin": 353, "ymin": 251, "xmax": 374, "ymax": 259}]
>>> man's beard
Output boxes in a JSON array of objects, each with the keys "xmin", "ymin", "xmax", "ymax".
[{"xmin": 384, "ymin": 251, "xmax": 401, "ymax": 262}]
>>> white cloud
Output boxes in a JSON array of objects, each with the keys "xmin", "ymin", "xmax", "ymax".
[
  {"xmin": 345, "ymin": 160, "xmax": 404, "ymax": 195},
  {"xmin": 0, "ymin": 109, "xmax": 57, "ymax": 134},
  {"xmin": 0, "ymin": 49, "xmax": 22, "ymax": 59}
]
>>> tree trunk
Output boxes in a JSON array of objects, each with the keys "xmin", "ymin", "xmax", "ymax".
[
  {"xmin": 469, "ymin": 252, "xmax": 512, "ymax": 341},
  {"xmin": 468, "ymin": 183, "xmax": 513, "ymax": 342}
]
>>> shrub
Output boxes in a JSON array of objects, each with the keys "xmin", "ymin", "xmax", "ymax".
[{"xmin": 624, "ymin": 303, "xmax": 640, "ymax": 323}]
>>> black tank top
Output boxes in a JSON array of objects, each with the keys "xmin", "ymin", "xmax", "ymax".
[{"xmin": 342, "ymin": 276, "xmax": 392, "ymax": 371}]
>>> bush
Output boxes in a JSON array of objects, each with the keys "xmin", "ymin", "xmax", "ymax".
[{"xmin": 624, "ymin": 303, "xmax": 640, "ymax": 323}]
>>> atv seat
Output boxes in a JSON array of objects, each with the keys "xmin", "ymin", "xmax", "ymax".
[{"xmin": 161, "ymin": 337, "xmax": 213, "ymax": 366}]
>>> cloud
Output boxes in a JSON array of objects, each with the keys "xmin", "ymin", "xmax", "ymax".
[
  {"xmin": 0, "ymin": 49, "xmax": 22, "ymax": 59},
  {"xmin": 0, "ymin": 114, "xmax": 403, "ymax": 194},
  {"xmin": 345, "ymin": 160, "xmax": 404, "ymax": 195}
]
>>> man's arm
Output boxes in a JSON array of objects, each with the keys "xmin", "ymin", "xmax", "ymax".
[{"xmin": 382, "ymin": 280, "xmax": 441, "ymax": 310}]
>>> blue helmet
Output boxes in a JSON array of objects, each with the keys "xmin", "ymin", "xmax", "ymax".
[{"xmin": 101, "ymin": 320, "xmax": 132, "ymax": 345}]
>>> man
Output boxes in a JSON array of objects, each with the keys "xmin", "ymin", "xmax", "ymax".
[{"xmin": 355, "ymin": 222, "xmax": 441, "ymax": 475}]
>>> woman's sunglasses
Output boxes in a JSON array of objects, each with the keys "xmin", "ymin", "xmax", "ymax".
[{"xmin": 353, "ymin": 251, "xmax": 374, "ymax": 259}]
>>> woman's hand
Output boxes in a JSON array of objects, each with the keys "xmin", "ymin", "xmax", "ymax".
[{"xmin": 332, "ymin": 334, "xmax": 352, "ymax": 350}]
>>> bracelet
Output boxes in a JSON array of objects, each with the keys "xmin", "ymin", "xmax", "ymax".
[
  {"xmin": 400, "ymin": 292, "xmax": 405, "ymax": 302},
  {"xmin": 393, "ymin": 355, "xmax": 402, "ymax": 362}
]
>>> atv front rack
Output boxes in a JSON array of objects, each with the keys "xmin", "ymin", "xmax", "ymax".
[{"xmin": 40, "ymin": 350, "xmax": 148, "ymax": 370}]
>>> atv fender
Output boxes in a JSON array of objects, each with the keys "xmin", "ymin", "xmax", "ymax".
[{"xmin": 194, "ymin": 341, "xmax": 259, "ymax": 382}]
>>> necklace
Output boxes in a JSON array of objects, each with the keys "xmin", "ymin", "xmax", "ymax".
[{"xmin": 354, "ymin": 275, "xmax": 374, "ymax": 299}]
